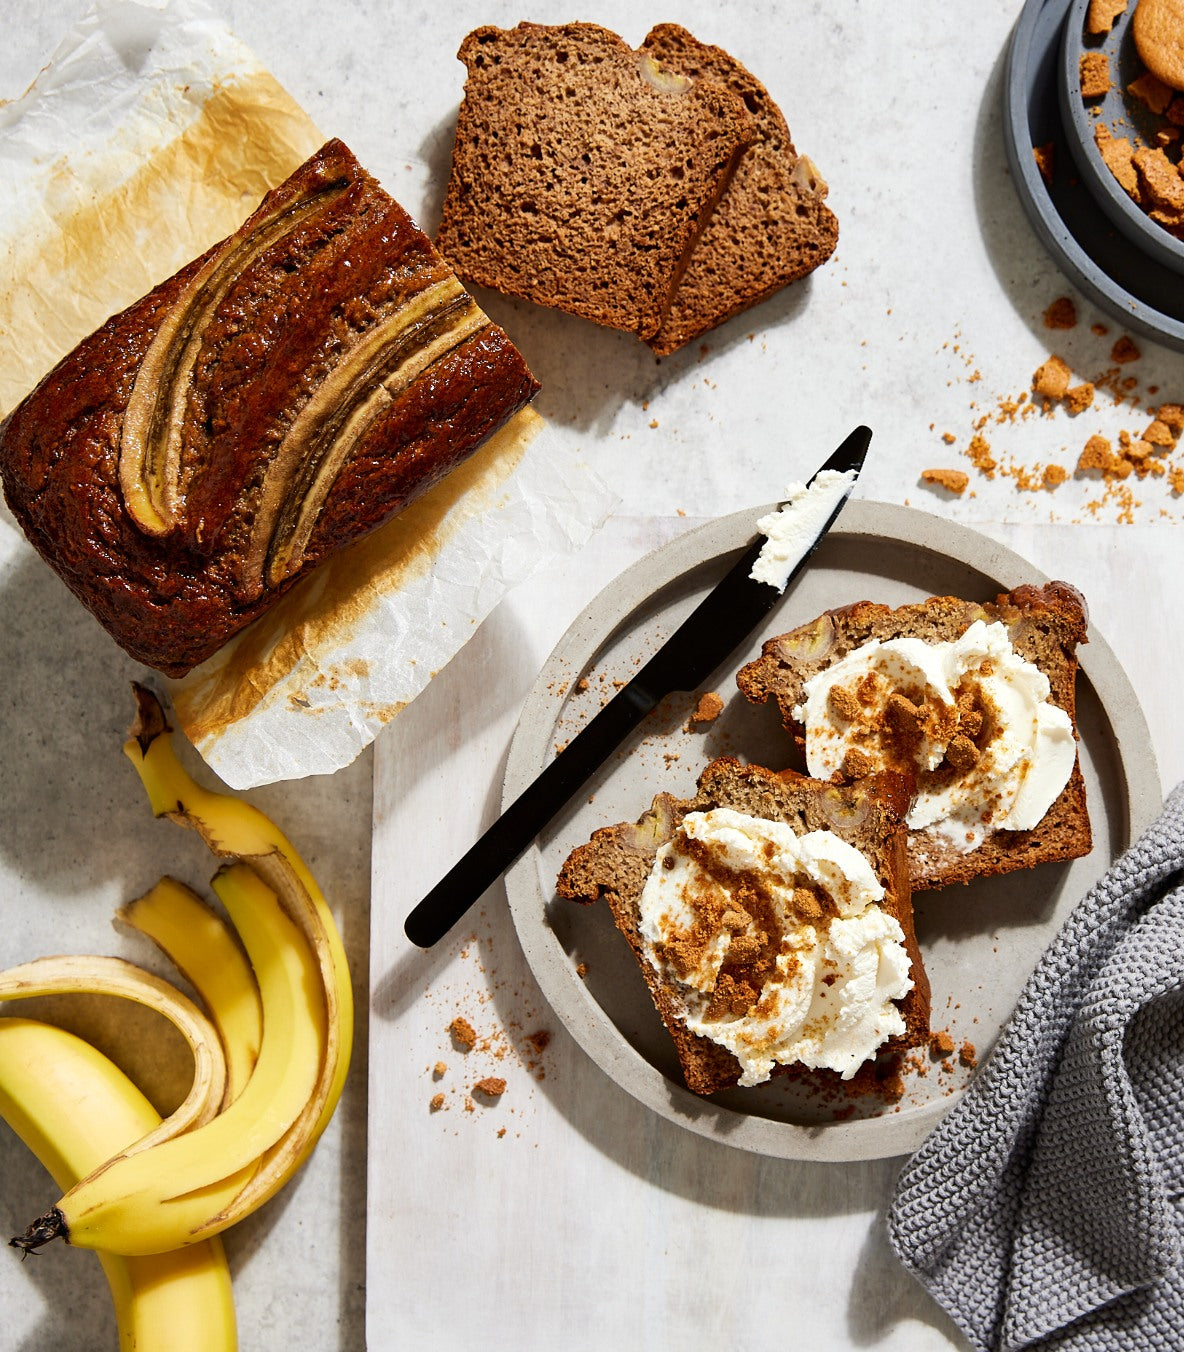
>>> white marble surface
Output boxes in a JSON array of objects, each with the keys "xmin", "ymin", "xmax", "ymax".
[{"xmin": 2, "ymin": 1, "xmax": 1183, "ymax": 1350}]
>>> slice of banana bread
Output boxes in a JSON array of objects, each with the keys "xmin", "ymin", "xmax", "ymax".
[
  {"xmin": 736, "ymin": 582, "xmax": 1092, "ymax": 890},
  {"xmin": 557, "ymin": 757, "xmax": 928, "ymax": 1097},
  {"xmin": 434, "ymin": 22, "xmax": 757, "ymax": 342},
  {"xmin": 640, "ymin": 25, "xmax": 839, "ymax": 356}
]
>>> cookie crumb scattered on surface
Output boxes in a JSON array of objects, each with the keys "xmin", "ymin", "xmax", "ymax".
[
  {"xmin": 1033, "ymin": 141, "xmax": 1055, "ymax": 183},
  {"xmin": 433, "ymin": 1061, "xmax": 447, "ymax": 1078},
  {"xmin": 1112, "ymin": 335, "xmax": 1141, "ymax": 364},
  {"xmin": 959, "ymin": 1041, "xmax": 978, "ymax": 1069},
  {"xmin": 449, "ymin": 1016, "xmax": 477, "ymax": 1050},
  {"xmin": 688, "ymin": 691, "xmax": 724, "ymax": 727},
  {"xmin": 1043, "ymin": 296, "xmax": 1078, "ymax": 329},
  {"xmin": 1086, "ymin": 0, "xmax": 1127, "ymax": 35},
  {"xmin": 929, "ymin": 1030, "xmax": 955, "ymax": 1057},
  {"xmin": 429, "ymin": 1092, "xmax": 445, "ymax": 1112},
  {"xmin": 474, "ymin": 1076, "xmax": 507, "ymax": 1098},
  {"xmin": 1079, "ymin": 50, "xmax": 1111, "ymax": 98},
  {"xmin": 1065, "ymin": 382, "xmax": 1095, "ymax": 414},
  {"xmin": 1033, "ymin": 355, "xmax": 1071, "ymax": 399},
  {"xmin": 921, "ymin": 467, "xmax": 969, "ymax": 494}
]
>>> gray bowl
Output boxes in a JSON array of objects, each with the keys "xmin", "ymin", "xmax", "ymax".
[
  {"xmin": 1058, "ymin": 0, "xmax": 1184, "ymax": 277},
  {"xmin": 1003, "ymin": 0, "xmax": 1184, "ymax": 350}
]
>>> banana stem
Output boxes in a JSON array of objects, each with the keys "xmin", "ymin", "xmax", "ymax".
[{"xmin": 10, "ymin": 1207, "xmax": 66, "ymax": 1254}]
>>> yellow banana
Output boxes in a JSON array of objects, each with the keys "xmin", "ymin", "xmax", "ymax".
[
  {"xmin": 123, "ymin": 682, "xmax": 353, "ymax": 1155},
  {"xmin": 18, "ymin": 862, "xmax": 324, "ymax": 1256},
  {"xmin": 116, "ymin": 877, "xmax": 263, "ymax": 1104},
  {"xmin": 0, "ymin": 954, "xmax": 226, "ymax": 1151},
  {"xmin": 0, "ymin": 1016, "xmax": 236, "ymax": 1350}
]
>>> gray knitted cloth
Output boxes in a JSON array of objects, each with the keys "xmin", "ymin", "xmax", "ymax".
[{"xmin": 888, "ymin": 782, "xmax": 1184, "ymax": 1352}]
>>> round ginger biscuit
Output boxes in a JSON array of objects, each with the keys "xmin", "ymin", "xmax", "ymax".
[{"xmin": 1133, "ymin": 0, "xmax": 1184, "ymax": 91}]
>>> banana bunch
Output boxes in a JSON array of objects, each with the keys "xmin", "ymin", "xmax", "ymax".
[
  {"xmin": 0, "ymin": 685, "xmax": 354, "ymax": 1346},
  {"xmin": 0, "ymin": 1017, "xmax": 237, "ymax": 1350}
]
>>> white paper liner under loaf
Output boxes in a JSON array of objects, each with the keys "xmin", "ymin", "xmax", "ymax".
[{"xmin": 0, "ymin": 0, "xmax": 616, "ymax": 787}]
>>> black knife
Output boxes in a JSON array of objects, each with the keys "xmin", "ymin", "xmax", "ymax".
[{"xmin": 403, "ymin": 425, "xmax": 871, "ymax": 948}]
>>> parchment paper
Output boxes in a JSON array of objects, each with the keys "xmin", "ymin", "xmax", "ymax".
[{"xmin": 0, "ymin": 0, "xmax": 615, "ymax": 788}]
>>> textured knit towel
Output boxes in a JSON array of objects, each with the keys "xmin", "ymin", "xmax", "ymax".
[{"xmin": 888, "ymin": 782, "xmax": 1184, "ymax": 1352}]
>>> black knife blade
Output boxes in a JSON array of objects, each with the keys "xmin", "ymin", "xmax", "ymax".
[{"xmin": 403, "ymin": 424, "xmax": 870, "ymax": 948}]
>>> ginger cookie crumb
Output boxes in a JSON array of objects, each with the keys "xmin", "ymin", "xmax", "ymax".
[
  {"xmin": 688, "ymin": 691, "xmax": 725, "ymax": 727},
  {"xmin": 449, "ymin": 1016, "xmax": 478, "ymax": 1050},
  {"xmin": 474, "ymin": 1076, "xmax": 507, "ymax": 1098},
  {"xmin": 921, "ymin": 467, "xmax": 969, "ymax": 494},
  {"xmin": 1079, "ymin": 50, "xmax": 1111, "ymax": 99},
  {"xmin": 429, "ymin": 1092, "xmax": 445, "ymax": 1112},
  {"xmin": 1042, "ymin": 297, "xmax": 1078, "ymax": 329},
  {"xmin": 1043, "ymin": 463, "xmax": 1070, "ymax": 488},
  {"xmin": 433, "ymin": 1061, "xmax": 447, "ymax": 1079},
  {"xmin": 930, "ymin": 1029, "xmax": 955, "ymax": 1057},
  {"xmin": 1087, "ymin": 0, "xmax": 1127, "ymax": 35},
  {"xmin": 1033, "ymin": 355, "xmax": 1071, "ymax": 399},
  {"xmin": 1078, "ymin": 434, "xmax": 1115, "ymax": 472},
  {"xmin": 1065, "ymin": 382, "xmax": 1095, "ymax": 414}
]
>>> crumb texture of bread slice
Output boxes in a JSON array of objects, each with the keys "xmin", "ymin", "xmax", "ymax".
[
  {"xmin": 434, "ymin": 22, "xmax": 757, "ymax": 341},
  {"xmin": 640, "ymin": 24, "xmax": 839, "ymax": 355},
  {"xmin": 736, "ymin": 582, "xmax": 1092, "ymax": 890},
  {"xmin": 557, "ymin": 757, "xmax": 928, "ymax": 1097}
]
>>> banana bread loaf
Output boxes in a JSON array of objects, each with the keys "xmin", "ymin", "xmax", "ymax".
[
  {"xmin": 557, "ymin": 757, "xmax": 928, "ymax": 1097},
  {"xmin": 736, "ymin": 583, "xmax": 1092, "ymax": 890},
  {"xmin": 0, "ymin": 139, "xmax": 539, "ymax": 676}
]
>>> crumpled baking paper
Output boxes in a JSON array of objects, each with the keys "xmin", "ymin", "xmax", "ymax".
[{"xmin": 0, "ymin": 0, "xmax": 616, "ymax": 788}]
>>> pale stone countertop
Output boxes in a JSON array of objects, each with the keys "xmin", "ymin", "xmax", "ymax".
[{"xmin": 2, "ymin": 2, "xmax": 1182, "ymax": 1350}]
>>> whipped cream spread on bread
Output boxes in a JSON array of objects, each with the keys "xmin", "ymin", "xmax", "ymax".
[
  {"xmin": 792, "ymin": 620, "xmax": 1076, "ymax": 852},
  {"xmin": 749, "ymin": 468, "xmax": 855, "ymax": 591},
  {"xmin": 638, "ymin": 807, "xmax": 912, "ymax": 1085}
]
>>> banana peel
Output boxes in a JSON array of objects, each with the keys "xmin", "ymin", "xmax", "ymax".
[{"xmin": 9, "ymin": 684, "xmax": 353, "ymax": 1257}]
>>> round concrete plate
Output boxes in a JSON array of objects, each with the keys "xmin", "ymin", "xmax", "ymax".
[
  {"xmin": 503, "ymin": 500, "xmax": 1161, "ymax": 1161},
  {"xmin": 1003, "ymin": 0, "xmax": 1184, "ymax": 350},
  {"xmin": 1058, "ymin": 0, "xmax": 1184, "ymax": 278}
]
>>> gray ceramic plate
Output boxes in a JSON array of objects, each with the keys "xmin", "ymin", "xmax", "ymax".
[
  {"xmin": 1004, "ymin": 0, "xmax": 1184, "ymax": 349},
  {"xmin": 1058, "ymin": 0, "xmax": 1184, "ymax": 277},
  {"xmin": 503, "ymin": 501, "xmax": 1161, "ymax": 1161}
]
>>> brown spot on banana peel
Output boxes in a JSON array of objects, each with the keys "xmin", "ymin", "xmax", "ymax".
[{"xmin": 118, "ymin": 177, "xmax": 351, "ymax": 536}]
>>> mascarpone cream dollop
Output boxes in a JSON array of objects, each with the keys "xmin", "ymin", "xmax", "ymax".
[
  {"xmin": 638, "ymin": 807, "xmax": 912, "ymax": 1086},
  {"xmin": 792, "ymin": 619, "xmax": 1076, "ymax": 853},
  {"xmin": 749, "ymin": 468, "xmax": 856, "ymax": 591}
]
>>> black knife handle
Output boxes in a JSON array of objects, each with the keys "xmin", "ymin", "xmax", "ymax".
[{"xmin": 403, "ymin": 681, "xmax": 657, "ymax": 947}]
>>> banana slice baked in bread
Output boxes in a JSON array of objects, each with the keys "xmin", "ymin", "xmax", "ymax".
[
  {"xmin": 557, "ymin": 757, "xmax": 929, "ymax": 1097},
  {"xmin": 736, "ymin": 583, "xmax": 1092, "ymax": 891},
  {"xmin": 0, "ymin": 139, "xmax": 539, "ymax": 676}
]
